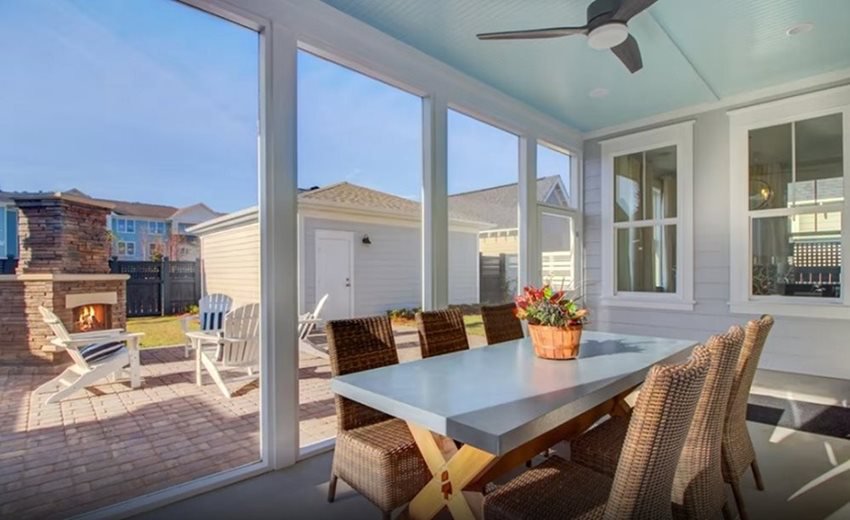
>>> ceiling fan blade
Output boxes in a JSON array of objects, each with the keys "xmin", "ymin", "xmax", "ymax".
[
  {"xmin": 613, "ymin": 0, "xmax": 657, "ymax": 21},
  {"xmin": 477, "ymin": 26, "xmax": 587, "ymax": 40},
  {"xmin": 611, "ymin": 34, "xmax": 643, "ymax": 73}
]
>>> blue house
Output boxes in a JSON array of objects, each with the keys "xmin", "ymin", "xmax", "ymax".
[
  {"xmin": 0, "ymin": 190, "xmax": 220, "ymax": 262},
  {"xmin": 0, "ymin": 193, "xmax": 18, "ymax": 260}
]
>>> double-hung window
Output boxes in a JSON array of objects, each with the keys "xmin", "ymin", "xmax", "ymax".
[
  {"xmin": 729, "ymin": 86, "xmax": 850, "ymax": 318},
  {"xmin": 600, "ymin": 121, "xmax": 694, "ymax": 310}
]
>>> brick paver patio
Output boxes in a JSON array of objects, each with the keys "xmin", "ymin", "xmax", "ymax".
[{"xmin": 0, "ymin": 325, "xmax": 487, "ymax": 518}]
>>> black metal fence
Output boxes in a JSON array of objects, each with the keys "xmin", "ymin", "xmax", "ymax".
[
  {"xmin": 0, "ymin": 257, "xmax": 17, "ymax": 274},
  {"xmin": 110, "ymin": 258, "xmax": 201, "ymax": 317},
  {"xmin": 479, "ymin": 253, "xmax": 519, "ymax": 304}
]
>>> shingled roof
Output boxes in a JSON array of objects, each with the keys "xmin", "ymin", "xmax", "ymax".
[
  {"xmin": 0, "ymin": 189, "xmax": 214, "ymax": 220},
  {"xmin": 447, "ymin": 176, "xmax": 566, "ymax": 229},
  {"xmin": 297, "ymin": 177, "xmax": 567, "ymax": 229},
  {"xmin": 299, "ymin": 182, "xmax": 421, "ymax": 215}
]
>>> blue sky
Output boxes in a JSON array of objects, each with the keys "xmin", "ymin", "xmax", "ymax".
[{"xmin": 0, "ymin": 0, "xmax": 569, "ymax": 214}]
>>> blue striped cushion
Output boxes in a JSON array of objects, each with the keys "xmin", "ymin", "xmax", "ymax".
[
  {"xmin": 201, "ymin": 311, "xmax": 224, "ymax": 331},
  {"xmin": 79, "ymin": 341, "xmax": 127, "ymax": 364}
]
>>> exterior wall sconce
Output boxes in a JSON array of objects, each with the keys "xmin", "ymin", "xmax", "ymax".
[{"xmin": 361, "ymin": 234, "xmax": 372, "ymax": 246}]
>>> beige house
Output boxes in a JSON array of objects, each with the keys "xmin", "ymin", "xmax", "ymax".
[
  {"xmin": 448, "ymin": 176, "xmax": 574, "ymax": 298},
  {"xmin": 190, "ymin": 182, "xmax": 489, "ymax": 318}
]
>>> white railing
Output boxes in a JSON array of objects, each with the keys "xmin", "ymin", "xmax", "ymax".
[{"xmin": 542, "ymin": 251, "xmax": 573, "ymax": 291}]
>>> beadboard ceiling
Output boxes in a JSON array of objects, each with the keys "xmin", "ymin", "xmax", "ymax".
[{"xmin": 320, "ymin": 0, "xmax": 850, "ymax": 132}]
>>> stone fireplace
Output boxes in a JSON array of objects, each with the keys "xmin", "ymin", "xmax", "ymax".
[{"xmin": 0, "ymin": 192, "xmax": 128, "ymax": 364}]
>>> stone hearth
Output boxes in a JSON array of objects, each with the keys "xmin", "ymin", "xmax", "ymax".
[{"xmin": 0, "ymin": 193, "xmax": 128, "ymax": 364}]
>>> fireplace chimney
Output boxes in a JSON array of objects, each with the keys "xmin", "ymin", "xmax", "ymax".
[{"xmin": 13, "ymin": 192, "xmax": 115, "ymax": 274}]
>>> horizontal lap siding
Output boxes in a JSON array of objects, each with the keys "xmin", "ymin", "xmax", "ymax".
[
  {"xmin": 198, "ymin": 223, "xmax": 260, "ymax": 309},
  {"xmin": 302, "ymin": 218, "xmax": 480, "ymax": 315},
  {"xmin": 584, "ymin": 108, "xmax": 848, "ymax": 380},
  {"xmin": 303, "ymin": 217, "xmax": 422, "ymax": 317}
]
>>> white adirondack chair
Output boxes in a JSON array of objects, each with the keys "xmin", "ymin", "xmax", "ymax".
[
  {"xmin": 181, "ymin": 293, "xmax": 233, "ymax": 358},
  {"xmin": 34, "ymin": 306, "xmax": 143, "ymax": 404},
  {"xmin": 189, "ymin": 303, "xmax": 260, "ymax": 399},
  {"xmin": 298, "ymin": 294, "xmax": 329, "ymax": 360}
]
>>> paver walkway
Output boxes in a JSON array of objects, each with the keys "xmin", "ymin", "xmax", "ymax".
[{"xmin": 0, "ymin": 326, "xmax": 486, "ymax": 518}]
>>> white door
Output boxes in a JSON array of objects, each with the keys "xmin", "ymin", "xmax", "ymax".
[{"xmin": 315, "ymin": 230, "xmax": 353, "ymax": 320}]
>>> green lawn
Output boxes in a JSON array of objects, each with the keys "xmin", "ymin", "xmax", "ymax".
[
  {"xmin": 131, "ymin": 313, "xmax": 486, "ymax": 349},
  {"xmin": 127, "ymin": 315, "xmax": 197, "ymax": 348}
]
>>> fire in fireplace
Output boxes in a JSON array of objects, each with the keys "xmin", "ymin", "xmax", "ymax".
[{"xmin": 73, "ymin": 304, "xmax": 112, "ymax": 333}]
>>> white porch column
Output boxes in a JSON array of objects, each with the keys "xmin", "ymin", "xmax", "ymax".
[
  {"xmin": 518, "ymin": 136, "xmax": 539, "ymax": 290},
  {"xmin": 422, "ymin": 95, "xmax": 449, "ymax": 310}
]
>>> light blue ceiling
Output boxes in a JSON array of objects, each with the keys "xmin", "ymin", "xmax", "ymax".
[{"xmin": 319, "ymin": 0, "xmax": 850, "ymax": 132}]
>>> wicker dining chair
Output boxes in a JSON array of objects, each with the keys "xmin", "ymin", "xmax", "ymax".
[
  {"xmin": 415, "ymin": 308, "xmax": 469, "ymax": 358},
  {"xmin": 481, "ymin": 303, "xmax": 524, "ymax": 345},
  {"xmin": 326, "ymin": 316, "xmax": 431, "ymax": 519},
  {"xmin": 484, "ymin": 344, "xmax": 711, "ymax": 520},
  {"xmin": 570, "ymin": 326, "xmax": 745, "ymax": 520},
  {"xmin": 722, "ymin": 315, "xmax": 774, "ymax": 520}
]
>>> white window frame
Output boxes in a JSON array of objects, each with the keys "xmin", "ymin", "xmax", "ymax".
[
  {"xmin": 728, "ymin": 85, "xmax": 850, "ymax": 319},
  {"xmin": 116, "ymin": 218, "xmax": 126, "ymax": 233},
  {"xmin": 600, "ymin": 120, "xmax": 695, "ymax": 311},
  {"xmin": 126, "ymin": 219, "xmax": 135, "ymax": 233}
]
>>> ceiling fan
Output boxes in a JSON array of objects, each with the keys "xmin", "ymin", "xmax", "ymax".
[{"xmin": 476, "ymin": 0, "xmax": 657, "ymax": 73}]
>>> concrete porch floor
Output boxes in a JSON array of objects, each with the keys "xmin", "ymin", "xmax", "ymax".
[{"xmin": 138, "ymin": 370, "xmax": 850, "ymax": 520}]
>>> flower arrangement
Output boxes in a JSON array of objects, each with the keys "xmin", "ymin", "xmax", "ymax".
[
  {"xmin": 514, "ymin": 285, "xmax": 588, "ymax": 360},
  {"xmin": 514, "ymin": 285, "xmax": 588, "ymax": 327}
]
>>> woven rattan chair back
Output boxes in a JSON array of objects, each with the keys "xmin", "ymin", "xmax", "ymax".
[
  {"xmin": 672, "ymin": 326, "xmax": 745, "ymax": 519},
  {"xmin": 481, "ymin": 303, "xmax": 524, "ymax": 345},
  {"xmin": 604, "ymin": 345, "xmax": 711, "ymax": 520},
  {"xmin": 326, "ymin": 315, "xmax": 400, "ymax": 432},
  {"xmin": 722, "ymin": 315, "xmax": 774, "ymax": 481},
  {"xmin": 415, "ymin": 308, "xmax": 469, "ymax": 358}
]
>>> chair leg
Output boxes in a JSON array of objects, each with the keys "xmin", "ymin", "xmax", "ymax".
[
  {"xmin": 33, "ymin": 367, "xmax": 75, "ymax": 395},
  {"xmin": 722, "ymin": 501, "xmax": 734, "ymax": 520},
  {"xmin": 730, "ymin": 479, "xmax": 749, "ymax": 520},
  {"xmin": 751, "ymin": 460, "xmax": 765, "ymax": 491},
  {"xmin": 327, "ymin": 473, "xmax": 338, "ymax": 503},
  {"xmin": 200, "ymin": 352, "xmax": 233, "ymax": 399}
]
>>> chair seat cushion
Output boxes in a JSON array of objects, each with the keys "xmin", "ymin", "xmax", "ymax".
[
  {"xmin": 79, "ymin": 341, "xmax": 127, "ymax": 364},
  {"xmin": 570, "ymin": 415, "xmax": 630, "ymax": 477},
  {"xmin": 334, "ymin": 418, "xmax": 431, "ymax": 512},
  {"xmin": 484, "ymin": 456, "xmax": 611, "ymax": 520}
]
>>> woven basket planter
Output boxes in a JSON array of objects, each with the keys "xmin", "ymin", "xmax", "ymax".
[{"xmin": 528, "ymin": 322, "xmax": 583, "ymax": 360}]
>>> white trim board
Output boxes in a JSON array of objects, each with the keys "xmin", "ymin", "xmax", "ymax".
[{"xmin": 584, "ymin": 67, "xmax": 850, "ymax": 141}]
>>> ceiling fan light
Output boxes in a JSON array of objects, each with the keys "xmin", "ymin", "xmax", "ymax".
[{"xmin": 587, "ymin": 22, "xmax": 628, "ymax": 50}]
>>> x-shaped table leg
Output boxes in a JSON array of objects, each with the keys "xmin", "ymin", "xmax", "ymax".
[{"xmin": 407, "ymin": 423, "xmax": 496, "ymax": 520}]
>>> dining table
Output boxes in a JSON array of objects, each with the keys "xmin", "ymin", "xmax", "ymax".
[{"xmin": 331, "ymin": 330, "xmax": 697, "ymax": 520}]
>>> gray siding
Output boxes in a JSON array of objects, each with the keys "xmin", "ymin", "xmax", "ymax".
[
  {"xmin": 583, "ymin": 108, "xmax": 848, "ymax": 380},
  {"xmin": 302, "ymin": 216, "xmax": 479, "ymax": 316}
]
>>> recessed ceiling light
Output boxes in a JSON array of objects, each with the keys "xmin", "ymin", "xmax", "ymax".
[
  {"xmin": 785, "ymin": 22, "xmax": 814, "ymax": 36},
  {"xmin": 589, "ymin": 87, "xmax": 609, "ymax": 99}
]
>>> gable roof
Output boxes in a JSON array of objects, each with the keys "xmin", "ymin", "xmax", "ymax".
[
  {"xmin": 447, "ymin": 176, "xmax": 566, "ymax": 229},
  {"xmin": 299, "ymin": 182, "xmax": 422, "ymax": 215},
  {"xmin": 169, "ymin": 203, "xmax": 221, "ymax": 221},
  {"xmin": 102, "ymin": 198, "xmax": 179, "ymax": 220},
  {"xmin": 0, "ymin": 188, "xmax": 220, "ymax": 221}
]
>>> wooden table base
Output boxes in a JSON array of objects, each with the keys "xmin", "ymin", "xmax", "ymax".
[{"xmin": 406, "ymin": 387, "xmax": 636, "ymax": 520}]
